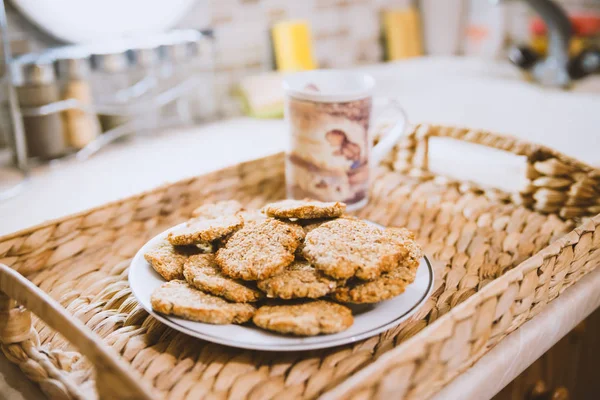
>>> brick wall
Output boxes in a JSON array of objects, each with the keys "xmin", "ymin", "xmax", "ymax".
[
  {"xmin": 3, "ymin": 0, "xmax": 413, "ymax": 116},
  {"xmin": 174, "ymin": 0, "xmax": 412, "ymax": 115}
]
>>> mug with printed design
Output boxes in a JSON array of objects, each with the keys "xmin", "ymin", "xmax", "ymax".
[{"xmin": 283, "ymin": 70, "xmax": 407, "ymax": 210}]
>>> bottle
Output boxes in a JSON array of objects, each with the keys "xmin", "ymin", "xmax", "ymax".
[
  {"xmin": 128, "ymin": 42, "xmax": 161, "ymax": 134},
  {"xmin": 187, "ymin": 31, "xmax": 216, "ymax": 122},
  {"xmin": 464, "ymin": 0, "xmax": 507, "ymax": 59},
  {"xmin": 56, "ymin": 50, "xmax": 101, "ymax": 149},
  {"xmin": 158, "ymin": 30, "xmax": 205, "ymax": 125},
  {"xmin": 90, "ymin": 46, "xmax": 132, "ymax": 133},
  {"xmin": 160, "ymin": 40, "xmax": 189, "ymax": 124},
  {"xmin": 12, "ymin": 56, "xmax": 68, "ymax": 159},
  {"xmin": 421, "ymin": 0, "xmax": 467, "ymax": 56}
]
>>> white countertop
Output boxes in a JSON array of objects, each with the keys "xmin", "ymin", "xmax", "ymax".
[
  {"xmin": 1, "ymin": 57, "xmax": 599, "ymax": 399},
  {"xmin": 3, "ymin": 57, "xmax": 600, "ymax": 236},
  {"xmin": 0, "ymin": 119, "xmax": 288, "ymax": 236}
]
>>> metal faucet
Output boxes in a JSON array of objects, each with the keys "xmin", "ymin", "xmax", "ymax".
[
  {"xmin": 499, "ymin": 0, "xmax": 600, "ymax": 88},
  {"xmin": 522, "ymin": 0, "xmax": 572, "ymax": 87}
]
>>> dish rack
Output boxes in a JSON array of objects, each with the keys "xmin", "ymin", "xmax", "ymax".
[{"xmin": 0, "ymin": 124, "xmax": 598, "ymax": 399}]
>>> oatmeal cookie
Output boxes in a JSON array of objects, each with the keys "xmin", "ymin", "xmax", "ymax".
[
  {"xmin": 192, "ymin": 200, "xmax": 244, "ymax": 218},
  {"xmin": 183, "ymin": 254, "xmax": 263, "ymax": 303},
  {"xmin": 332, "ymin": 228, "xmax": 422, "ymax": 303},
  {"xmin": 295, "ymin": 219, "xmax": 327, "ymax": 258},
  {"xmin": 385, "ymin": 228, "xmax": 422, "ymax": 271},
  {"xmin": 252, "ymin": 300, "xmax": 353, "ymax": 336},
  {"xmin": 262, "ymin": 199, "xmax": 346, "ymax": 219},
  {"xmin": 295, "ymin": 216, "xmax": 358, "ymax": 257},
  {"xmin": 168, "ymin": 214, "xmax": 243, "ymax": 246},
  {"xmin": 144, "ymin": 241, "xmax": 200, "ymax": 281},
  {"xmin": 216, "ymin": 218, "xmax": 305, "ymax": 281},
  {"xmin": 150, "ymin": 280, "xmax": 255, "ymax": 324},
  {"xmin": 257, "ymin": 261, "xmax": 343, "ymax": 299},
  {"xmin": 332, "ymin": 263, "xmax": 417, "ymax": 303},
  {"xmin": 302, "ymin": 218, "xmax": 410, "ymax": 280}
]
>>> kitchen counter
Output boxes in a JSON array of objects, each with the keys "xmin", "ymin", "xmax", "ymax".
[
  {"xmin": 0, "ymin": 119, "xmax": 288, "ymax": 237},
  {"xmin": 3, "ymin": 57, "xmax": 600, "ymax": 236},
  {"xmin": 1, "ymin": 57, "xmax": 599, "ymax": 399}
]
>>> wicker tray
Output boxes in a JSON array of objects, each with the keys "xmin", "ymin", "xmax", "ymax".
[{"xmin": 1, "ymin": 124, "xmax": 598, "ymax": 400}]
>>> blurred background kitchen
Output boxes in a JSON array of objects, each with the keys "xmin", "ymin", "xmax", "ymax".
[
  {"xmin": 0, "ymin": 2, "xmax": 599, "ymax": 399},
  {"xmin": 0, "ymin": 0, "xmax": 599, "ymax": 202}
]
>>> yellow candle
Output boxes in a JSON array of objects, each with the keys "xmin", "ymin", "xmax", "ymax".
[
  {"xmin": 272, "ymin": 20, "xmax": 317, "ymax": 72},
  {"xmin": 383, "ymin": 7, "xmax": 423, "ymax": 61}
]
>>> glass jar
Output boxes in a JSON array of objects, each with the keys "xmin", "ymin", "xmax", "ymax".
[
  {"xmin": 158, "ymin": 30, "xmax": 198, "ymax": 125},
  {"xmin": 12, "ymin": 56, "xmax": 68, "ymax": 160},
  {"xmin": 187, "ymin": 31, "xmax": 216, "ymax": 122},
  {"xmin": 128, "ymin": 42, "xmax": 161, "ymax": 134},
  {"xmin": 90, "ymin": 45, "xmax": 133, "ymax": 133},
  {"xmin": 56, "ymin": 49, "xmax": 101, "ymax": 149}
]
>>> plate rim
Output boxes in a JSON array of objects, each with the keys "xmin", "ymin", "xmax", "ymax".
[{"xmin": 128, "ymin": 223, "xmax": 435, "ymax": 352}]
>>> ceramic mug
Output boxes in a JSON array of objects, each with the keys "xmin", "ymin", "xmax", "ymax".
[{"xmin": 283, "ymin": 70, "xmax": 407, "ymax": 210}]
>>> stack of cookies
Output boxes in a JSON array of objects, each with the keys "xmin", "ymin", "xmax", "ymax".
[{"xmin": 145, "ymin": 199, "xmax": 422, "ymax": 336}]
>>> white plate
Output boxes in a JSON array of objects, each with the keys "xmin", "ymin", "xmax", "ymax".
[{"xmin": 129, "ymin": 222, "xmax": 434, "ymax": 351}]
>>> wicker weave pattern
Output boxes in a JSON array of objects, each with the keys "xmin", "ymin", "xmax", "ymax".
[
  {"xmin": 392, "ymin": 125, "xmax": 600, "ymax": 219},
  {"xmin": 0, "ymin": 125, "xmax": 598, "ymax": 400},
  {"xmin": 324, "ymin": 215, "xmax": 600, "ymax": 399}
]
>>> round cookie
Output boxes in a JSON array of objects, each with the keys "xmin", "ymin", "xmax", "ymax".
[
  {"xmin": 150, "ymin": 280, "xmax": 256, "ymax": 324},
  {"xmin": 216, "ymin": 218, "xmax": 305, "ymax": 281},
  {"xmin": 302, "ymin": 218, "xmax": 410, "ymax": 280},
  {"xmin": 385, "ymin": 227, "xmax": 422, "ymax": 272},
  {"xmin": 295, "ymin": 219, "xmax": 327, "ymax": 258},
  {"xmin": 295, "ymin": 216, "xmax": 359, "ymax": 257},
  {"xmin": 144, "ymin": 241, "xmax": 200, "ymax": 281},
  {"xmin": 332, "ymin": 265, "xmax": 417, "ymax": 304},
  {"xmin": 168, "ymin": 214, "xmax": 243, "ymax": 246},
  {"xmin": 192, "ymin": 200, "xmax": 244, "ymax": 218},
  {"xmin": 262, "ymin": 199, "xmax": 346, "ymax": 219},
  {"xmin": 332, "ymin": 228, "xmax": 422, "ymax": 303},
  {"xmin": 257, "ymin": 261, "xmax": 343, "ymax": 299},
  {"xmin": 183, "ymin": 254, "xmax": 263, "ymax": 303},
  {"xmin": 252, "ymin": 300, "xmax": 353, "ymax": 336}
]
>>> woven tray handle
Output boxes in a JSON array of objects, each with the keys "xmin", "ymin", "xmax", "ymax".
[
  {"xmin": 397, "ymin": 124, "xmax": 600, "ymax": 219},
  {"xmin": 0, "ymin": 264, "xmax": 155, "ymax": 400}
]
